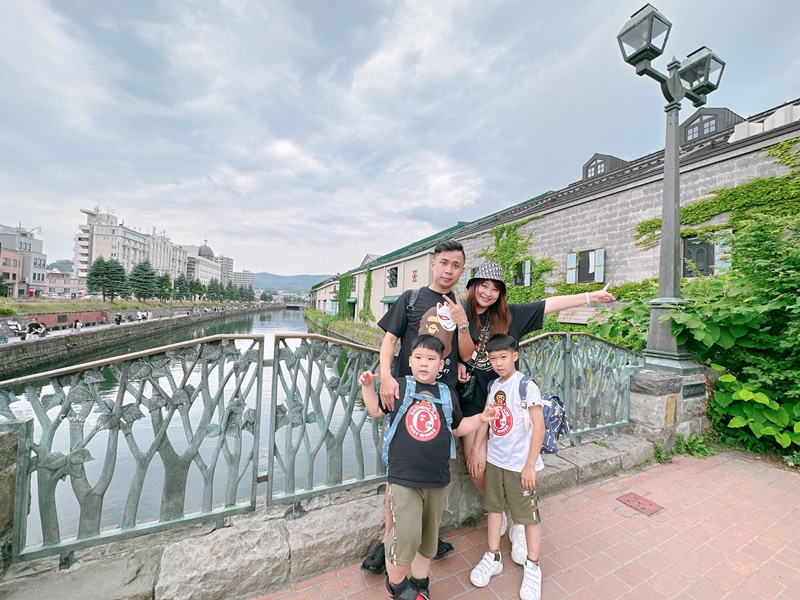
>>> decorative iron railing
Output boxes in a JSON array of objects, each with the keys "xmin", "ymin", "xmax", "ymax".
[
  {"xmin": 0, "ymin": 334, "xmax": 264, "ymax": 565},
  {"xmin": 0, "ymin": 331, "xmax": 641, "ymax": 566},
  {"xmin": 518, "ymin": 332, "xmax": 644, "ymax": 444},
  {"xmin": 261, "ymin": 334, "xmax": 382, "ymax": 514}
]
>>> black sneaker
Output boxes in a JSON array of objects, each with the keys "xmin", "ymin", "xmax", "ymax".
[
  {"xmin": 409, "ymin": 576, "xmax": 430, "ymax": 600},
  {"xmin": 433, "ymin": 538, "xmax": 454, "ymax": 560},
  {"xmin": 361, "ymin": 541, "xmax": 386, "ymax": 574},
  {"xmin": 386, "ymin": 576, "xmax": 422, "ymax": 600}
]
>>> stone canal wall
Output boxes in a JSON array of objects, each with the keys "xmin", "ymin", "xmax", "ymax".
[{"xmin": 0, "ymin": 307, "xmax": 269, "ymax": 382}]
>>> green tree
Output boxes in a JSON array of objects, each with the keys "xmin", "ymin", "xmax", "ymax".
[
  {"xmin": 260, "ymin": 291, "xmax": 273, "ymax": 302},
  {"xmin": 188, "ymin": 279, "xmax": 205, "ymax": 300},
  {"xmin": 155, "ymin": 273, "xmax": 172, "ymax": 301},
  {"xmin": 104, "ymin": 259, "xmax": 129, "ymax": 301},
  {"xmin": 224, "ymin": 280, "xmax": 236, "ymax": 301},
  {"xmin": 206, "ymin": 278, "xmax": 222, "ymax": 302},
  {"xmin": 0, "ymin": 274, "xmax": 9, "ymax": 297},
  {"xmin": 128, "ymin": 260, "xmax": 157, "ymax": 301},
  {"xmin": 46, "ymin": 259, "xmax": 73, "ymax": 274},
  {"xmin": 174, "ymin": 273, "xmax": 189, "ymax": 300},
  {"xmin": 86, "ymin": 256, "xmax": 109, "ymax": 300}
]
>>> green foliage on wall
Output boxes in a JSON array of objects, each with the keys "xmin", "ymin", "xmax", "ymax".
[
  {"xmin": 476, "ymin": 217, "xmax": 555, "ymax": 303},
  {"xmin": 337, "ymin": 273, "xmax": 354, "ymax": 319},
  {"xmin": 359, "ymin": 269, "xmax": 375, "ymax": 323},
  {"xmin": 592, "ymin": 214, "xmax": 800, "ymax": 454},
  {"xmin": 635, "ymin": 137, "xmax": 800, "ymax": 249}
]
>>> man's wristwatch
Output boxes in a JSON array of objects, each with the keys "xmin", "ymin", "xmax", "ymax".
[{"xmin": 458, "ymin": 324, "xmax": 469, "ymax": 332}]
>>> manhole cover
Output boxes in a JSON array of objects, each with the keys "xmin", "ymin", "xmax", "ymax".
[{"xmin": 617, "ymin": 493, "xmax": 664, "ymax": 515}]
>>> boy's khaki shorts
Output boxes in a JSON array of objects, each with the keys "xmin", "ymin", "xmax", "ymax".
[
  {"xmin": 482, "ymin": 462, "xmax": 541, "ymax": 525},
  {"xmin": 386, "ymin": 483, "xmax": 448, "ymax": 566}
]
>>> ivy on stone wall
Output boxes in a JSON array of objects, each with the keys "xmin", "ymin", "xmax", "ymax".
[
  {"xmin": 337, "ymin": 273, "xmax": 354, "ymax": 319},
  {"xmin": 475, "ymin": 217, "xmax": 556, "ymax": 303},
  {"xmin": 359, "ymin": 269, "xmax": 375, "ymax": 323},
  {"xmin": 635, "ymin": 137, "xmax": 800, "ymax": 249}
]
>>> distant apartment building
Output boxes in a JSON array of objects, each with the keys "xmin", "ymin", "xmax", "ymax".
[
  {"xmin": 232, "ymin": 270, "xmax": 255, "ymax": 288},
  {"xmin": 46, "ymin": 269, "xmax": 80, "ymax": 298},
  {"xmin": 214, "ymin": 255, "xmax": 234, "ymax": 284},
  {"xmin": 73, "ymin": 208, "xmax": 147, "ymax": 286},
  {"xmin": 182, "ymin": 243, "xmax": 222, "ymax": 286},
  {"xmin": 0, "ymin": 223, "xmax": 47, "ymax": 297},
  {"xmin": 147, "ymin": 229, "xmax": 188, "ymax": 282}
]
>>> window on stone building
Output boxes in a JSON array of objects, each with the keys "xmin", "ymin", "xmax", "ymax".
[
  {"xmin": 388, "ymin": 267, "xmax": 398, "ymax": 288},
  {"xmin": 683, "ymin": 237, "xmax": 715, "ymax": 276},
  {"xmin": 566, "ymin": 249, "xmax": 605, "ymax": 284},
  {"xmin": 2, "ymin": 258, "xmax": 9, "ymax": 266},
  {"xmin": 686, "ymin": 115, "xmax": 716, "ymax": 143},
  {"xmin": 586, "ymin": 159, "xmax": 605, "ymax": 179},
  {"xmin": 513, "ymin": 260, "xmax": 531, "ymax": 286}
]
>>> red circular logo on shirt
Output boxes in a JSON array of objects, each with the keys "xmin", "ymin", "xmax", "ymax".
[
  {"xmin": 405, "ymin": 401, "xmax": 441, "ymax": 442},
  {"xmin": 492, "ymin": 404, "xmax": 513, "ymax": 436}
]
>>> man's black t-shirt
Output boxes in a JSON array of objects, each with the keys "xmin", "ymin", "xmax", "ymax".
[
  {"xmin": 377, "ymin": 287, "xmax": 461, "ymax": 389},
  {"xmin": 379, "ymin": 377, "xmax": 463, "ymax": 488},
  {"xmin": 462, "ymin": 300, "xmax": 546, "ymax": 416}
]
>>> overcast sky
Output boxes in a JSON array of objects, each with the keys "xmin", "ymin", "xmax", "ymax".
[{"xmin": 1, "ymin": 1, "xmax": 798, "ymax": 275}]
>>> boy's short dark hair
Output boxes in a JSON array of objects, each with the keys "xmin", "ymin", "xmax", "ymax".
[
  {"xmin": 485, "ymin": 333, "xmax": 518, "ymax": 353},
  {"xmin": 433, "ymin": 239, "xmax": 465, "ymax": 262},
  {"xmin": 410, "ymin": 334, "xmax": 445, "ymax": 358}
]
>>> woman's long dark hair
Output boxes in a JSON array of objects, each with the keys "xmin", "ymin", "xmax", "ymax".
[{"xmin": 465, "ymin": 279, "xmax": 511, "ymax": 336}]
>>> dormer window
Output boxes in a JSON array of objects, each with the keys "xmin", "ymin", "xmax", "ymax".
[
  {"xmin": 587, "ymin": 159, "xmax": 605, "ymax": 178},
  {"xmin": 686, "ymin": 114, "xmax": 716, "ymax": 143}
]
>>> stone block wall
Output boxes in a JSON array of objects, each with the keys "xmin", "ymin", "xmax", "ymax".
[{"xmin": 458, "ymin": 145, "xmax": 791, "ymax": 289}]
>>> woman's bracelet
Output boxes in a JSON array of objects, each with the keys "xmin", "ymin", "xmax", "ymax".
[{"xmin": 584, "ymin": 292, "xmax": 591, "ymax": 306}]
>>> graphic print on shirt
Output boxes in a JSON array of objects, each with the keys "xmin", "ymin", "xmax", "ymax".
[
  {"xmin": 417, "ymin": 302, "xmax": 456, "ymax": 378},
  {"xmin": 404, "ymin": 392, "xmax": 441, "ymax": 442},
  {"xmin": 491, "ymin": 389, "xmax": 513, "ymax": 436}
]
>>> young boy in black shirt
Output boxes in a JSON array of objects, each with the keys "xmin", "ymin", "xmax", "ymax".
[{"xmin": 360, "ymin": 335, "xmax": 497, "ymax": 600}]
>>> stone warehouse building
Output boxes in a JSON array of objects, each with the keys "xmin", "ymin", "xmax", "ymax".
[{"xmin": 312, "ymin": 97, "xmax": 800, "ymax": 323}]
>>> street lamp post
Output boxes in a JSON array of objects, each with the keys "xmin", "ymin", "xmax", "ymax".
[{"xmin": 617, "ymin": 4, "xmax": 724, "ymax": 374}]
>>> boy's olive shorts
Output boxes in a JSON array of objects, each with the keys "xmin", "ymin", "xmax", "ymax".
[
  {"xmin": 482, "ymin": 462, "xmax": 541, "ymax": 525},
  {"xmin": 386, "ymin": 483, "xmax": 448, "ymax": 566}
]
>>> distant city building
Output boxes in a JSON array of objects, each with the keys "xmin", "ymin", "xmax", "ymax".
[
  {"xmin": 73, "ymin": 208, "xmax": 148, "ymax": 286},
  {"xmin": 214, "ymin": 255, "xmax": 234, "ymax": 284},
  {"xmin": 0, "ymin": 223, "xmax": 47, "ymax": 297},
  {"xmin": 232, "ymin": 270, "xmax": 255, "ymax": 288},
  {"xmin": 147, "ymin": 229, "xmax": 187, "ymax": 282},
  {"xmin": 45, "ymin": 269, "xmax": 80, "ymax": 298},
  {"xmin": 181, "ymin": 243, "xmax": 222, "ymax": 286}
]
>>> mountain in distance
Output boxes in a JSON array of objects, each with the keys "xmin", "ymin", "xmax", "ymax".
[{"xmin": 254, "ymin": 272, "xmax": 332, "ymax": 295}]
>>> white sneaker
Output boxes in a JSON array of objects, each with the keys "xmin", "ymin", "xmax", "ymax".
[
  {"xmin": 520, "ymin": 559, "xmax": 542, "ymax": 600},
  {"xmin": 510, "ymin": 523, "xmax": 527, "ymax": 565},
  {"xmin": 470, "ymin": 551, "xmax": 503, "ymax": 587},
  {"xmin": 500, "ymin": 511, "xmax": 508, "ymax": 537}
]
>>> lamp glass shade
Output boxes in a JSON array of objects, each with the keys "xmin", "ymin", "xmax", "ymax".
[
  {"xmin": 679, "ymin": 47, "xmax": 725, "ymax": 95},
  {"xmin": 617, "ymin": 4, "xmax": 672, "ymax": 66}
]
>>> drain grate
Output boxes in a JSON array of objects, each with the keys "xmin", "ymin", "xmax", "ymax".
[{"xmin": 617, "ymin": 492, "xmax": 664, "ymax": 516}]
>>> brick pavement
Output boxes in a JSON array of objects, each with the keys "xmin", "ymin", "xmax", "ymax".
[{"xmin": 255, "ymin": 452, "xmax": 800, "ymax": 599}]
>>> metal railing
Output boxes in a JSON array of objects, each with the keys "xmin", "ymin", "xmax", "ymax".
[
  {"xmin": 0, "ymin": 331, "xmax": 641, "ymax": 566},
  {"xmin": 260, "ymin": 334, "xmax": 382, "ymax": 514},
  {"xmin": 0, "ymin": 334, "xmax": 264, "ymax": 565},
  {"xmin": 518, "ymin": 332, "xmax": 644, "ymax": 444}
]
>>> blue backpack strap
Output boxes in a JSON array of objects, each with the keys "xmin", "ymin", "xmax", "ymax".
[
  {"xmin": 381, "ymin": 376, "xmax": 416, "ymax": 467},
  {"xmin": 518, "ymin": 374, "xmax": 531, "ymax": 404},
  {"xmin": 436, "ymin": 382, "xmax": 457, "ymax": 460}
]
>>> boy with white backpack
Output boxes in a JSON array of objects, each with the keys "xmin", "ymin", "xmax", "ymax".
[{"xmin": 469, "ymin": 333, "xmax": 553, "ymax": 600}]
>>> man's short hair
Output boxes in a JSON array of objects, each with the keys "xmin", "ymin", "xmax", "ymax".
[
  {"xmin": 485, "ymin": 333, "xmax": 518, "ymax": 353},
  {"xmin": 433, "ymin": 239, "xmax": 465, "ymax": 262},
  {"xmin": 410, "ymin": 334, "xmax": 445, "ymax": 358}
]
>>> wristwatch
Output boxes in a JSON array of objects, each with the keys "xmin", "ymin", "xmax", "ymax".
[{"xmin": 458, "ymin": 324, "xmax": 469, "ymax": 332}]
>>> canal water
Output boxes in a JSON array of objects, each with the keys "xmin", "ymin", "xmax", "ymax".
[{"xmin": 11, "ymin": 310, "xmax": 381, "ymax": 545}]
